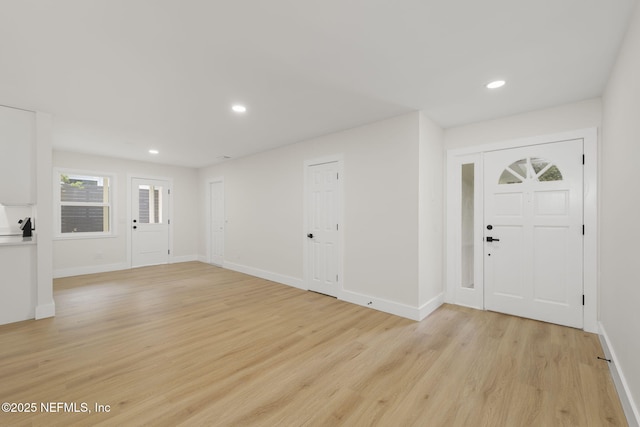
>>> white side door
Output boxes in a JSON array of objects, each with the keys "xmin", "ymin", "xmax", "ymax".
[
  {"xmin": 131, "ymin": 178, "xmax": 170, "ymax": 268},
  {"xmin": 210, "ymin": 181, "xmax": 224, "ymax": 267},
  {"xmin": 484, "ymin": 139, "xmax": 583, "ymax": 328},
  {"xmin": 306, "ymin": 161, "xmax": 340, "ymax": 297}
]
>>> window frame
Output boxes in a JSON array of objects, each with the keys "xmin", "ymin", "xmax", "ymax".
[{"xmin": 54, "ymin": 168, "xmax": 116, "ymax": 239}]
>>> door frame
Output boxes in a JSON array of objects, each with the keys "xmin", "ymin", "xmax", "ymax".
[
  {"xmin": 445, "ymin": 128, "xmax": 598, "ymax": 332},
  {"xmin": 126, "ymin": 174, "xmax": 174, "ymax": 268},
  {"xmin": 208, "ymin": 177, "xmax": 225, "ymax": 267},
  {"xmin": 303, "ymin": 155, "xmax": 344, "ymax": 296}
]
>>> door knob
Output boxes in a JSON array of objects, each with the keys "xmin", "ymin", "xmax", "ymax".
[
  {"xmin": 307, "ymin": 233, "xmax": 314, "ymax": 238},
  {"xmin": 133, "ymin": 226, "xmax": 137, "ymax": 230},
  {"xmin": 486, "ymin": 236, "xmax": 500, "ymax": 242}
]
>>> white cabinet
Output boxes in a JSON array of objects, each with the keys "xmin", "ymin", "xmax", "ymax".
[
  {"xmin": 0, "ymin": 106, "xmax": 36, "ymax": 205},
  {"xmin": 0, "ymin": 245, "xmax": 36, "ymax": 324}
]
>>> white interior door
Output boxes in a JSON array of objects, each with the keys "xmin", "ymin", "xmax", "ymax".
[
  {"xmin": 131, "ymin": 178, "xmax": 170, "ymax": 268},
  {"xmin": 484, "ymin": 140, "xmax": 583, "ymax": 328},
  {"xmin": 306, "ymin": 161, "xmax": 340, "ymax": 297},
  {"xmin": 210, "ymin": 181, "xmax": 224, "ymax": 267}
]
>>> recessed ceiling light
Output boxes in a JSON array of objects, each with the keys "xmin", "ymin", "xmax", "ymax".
[
  {"xmin": 149, "ymin": 149, "xmax": 159, "ymax": 154},
  {"xmin": 232, "ymin": 104, "xmax": 247, "ymax": 113},
  {"xmin": 486, "ymin": 80, "xmax": 506, "ymax": 89}
]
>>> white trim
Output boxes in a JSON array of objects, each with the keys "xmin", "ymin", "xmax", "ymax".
[
  {"xmin": 445, "ymin": 153, "xmax": 484, "ymax": 309},
  {"xmin": 53, "ymin": 262, "xmax": 129, "ymax": 278},
  {"xmin": 223, "ymin": 260, "xmax": 444, "ymax": 322},
  {"xmin": 170, "ymin": 254, "xmax": 198, "ymax": 264},
  {"xmin": 126, "ymin": 175, "xmax": 132, "ymax": 266},
  {"xmin": 303, "ymin": 155, "xmax": 344, "ymax": 296},
  {"xmin": 224, "ymin": 261, "xmax": 306, "ymax": 290},
  {"xmin": 582, "ymin": 128, "xmax": 598, "ymax": 333},
  {"xmin": 53, "ymin": 257, "xmax": 200, "ymax": 278},
  {"xmin": 447, "ymin": 128, "xmax": 597, "ymax": 155},
  {"xmin": 35, "ymin": 112, "xmax": 55, "ymax": 320},
  {"xmin": 599, "ymin": 322, "xmax": 640, "ymax": 427},
  {"xmin": 54, "ymin": 233, "xmax": 120, "ymax": 241},
  {"xmin": 35, "ymin": 303, "xmax": 56, "ymax": 320},
  {"xmin": 53, "ymin": 167, "xmax": 116, "ymax": 239},
  {"xmin": 445, "ymin": 128, "xmax": 598, "ymax": 332},
  {"xmin": 340, "ymin": 290, "xmax": 443, "ymax": 321},
  {"xmin": 197, "ymin": 254, "xmax": 208, "ymax": 263},
  {"xmin": 207, "ymin": 177, "xmax": 225, "ymax": 267},
  {"xmin": 418, "ymin": 293, "xmax": 445, "ymax": 320}
]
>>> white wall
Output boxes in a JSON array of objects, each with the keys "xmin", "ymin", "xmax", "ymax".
[
  {"xmin": 601, "ymin": 0, "xmax": 640, "ymax": 423},
  {"xmin": 35, "ymin": 112, "xmax": 54, "ymax": 319},
  {"xmin": 0, "ymin": 205, "xmax": 32, "ymax": 234},
  {"xmin": 444, "ymin": 98, "xmax": 602, "ymax": 150},
  {"xmin": 199, "ymin": 113, "xmax": 428, "ymax": 310},
  {"xmin": 418, "ymin": 112, "xmax": 444, "ymax": 310},
  {"xmin": 53, "ymin": 151, "xmax": 199, "ymax": 277}
]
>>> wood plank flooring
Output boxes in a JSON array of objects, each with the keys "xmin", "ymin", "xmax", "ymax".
[{"xmin": 0, "ymin": 262, "xmax": 627, "ymax": 426}]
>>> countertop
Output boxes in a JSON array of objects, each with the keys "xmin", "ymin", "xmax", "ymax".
[{"xmin": 0, "ymin": 235, "xmax": 36, "ymax": 246}]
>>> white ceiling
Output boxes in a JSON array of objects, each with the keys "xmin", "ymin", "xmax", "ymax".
[{"xmin": 1, "ymin": 0, "xmax": 636, "ymax": 168}]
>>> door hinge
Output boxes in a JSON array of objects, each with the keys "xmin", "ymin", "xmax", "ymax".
[
  {"xmin": 168, "ymin": 219, "xmax": 171, "ymax": 225},
  {"xmin": 582, "ymin": 224, "xmax": 585, "ymax": 235},
  {"xmin": 336, "ymin": 172, "xmax": 339, "ymax": 179},
  {"xmin": 582, "ymin": 295, "xmax": 585, "ymax": 305},
  {"xmin": 582, "ymin": 154, "xmax": 585, "ymax": 165},
  {"xmin": 168, "ymin": 189, "xmax": 171, "ymax": 195},
  {"xmin": 168, "ymin": 249, "xmax": 170, "ymax": 255},
  {"xmin": 336, "ymin": 274, "xmax": 338, "ymax": 282},
  {"xmin": 336, "ymin": 223, "xmax": 338, "ymax": 230}
]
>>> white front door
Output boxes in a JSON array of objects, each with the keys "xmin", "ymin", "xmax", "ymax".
[
  {"xmin": 131, "ymin": 178, "xmax": 170, "ymax": 268},
  {"xmin": 484, "ymin": 139, "xmax": 583, "ymax": 328},
  {"xmin": 306, "ymin": 161, "xmax": 340, "ymax": 297},
  {"xmin": 210, "ymin": 180, "xmax": 224, "ymax": 267}
]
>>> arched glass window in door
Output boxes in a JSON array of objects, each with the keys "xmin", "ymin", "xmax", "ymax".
[{"xmin": 498, "ymin": 157, "xmax": 563, "ymax": 184}]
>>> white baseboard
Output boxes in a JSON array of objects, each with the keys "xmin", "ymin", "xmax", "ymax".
[
  {"xmin": 599, "ymin": 322, "xmax": 640, "ymax": 427},
  {"xmin": 53, "ymin": 262, "xmax": 129, "ymax": 278},
  {"xmin": 35, "ymin": 302, "xmax": 55, "ymax": 319},
  {"xmin": 419, "ymin": 293, "xmax": 445, "ymax": 320},
  {"xmin": 222, "ymin": 262, "xmax": 446, "ymax": 322},
  {"xmin": 54, "ymin": 255, "xmax": 200, "ymax": 279},
  {"xmin": 170, "ymin": 254, "xmax": 198, "ymax": 264},
  {"xmin": 340, "ymin": 290, "xmax": 443, "ymax": 321},
  {"xmin": 197, "ymin": 254, "xmax": 208, "ymax": 263},
  {"xmin": 224, "ymin": 261, "xmax": 306, "ymax": 290}
]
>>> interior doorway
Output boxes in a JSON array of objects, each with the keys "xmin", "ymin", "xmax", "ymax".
[
  {"xmin": 304, "ymin": 157, "xmax": 343, "ymax": 297},
  {"xmin": 446, "ymin": 129, "xmax": 598, "ymax": 332},
  {"xmin": 130, "ymin": 177, "xmax": 170, "ymax": 268},
  {"xmin": 483, "ymin": 140, "xmax": 584, "ymax": 328}
]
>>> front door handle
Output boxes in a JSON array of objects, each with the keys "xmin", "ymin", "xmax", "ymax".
[
  {"xmin": 307, "ymin": 233, "xmax": 314, "ymax": 238},
  {"xmin": 486, "ymin": 236, "xmax": 500, "ymax": 242}
]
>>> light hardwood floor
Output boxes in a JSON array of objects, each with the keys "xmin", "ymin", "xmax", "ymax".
[{"xmin": 0, "ymin": 262, "xmax": 627, "ymax": 426}]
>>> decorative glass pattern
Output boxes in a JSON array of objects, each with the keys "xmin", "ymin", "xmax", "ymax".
[
  {"xmin": 498, "ymin": 157, "xmax": 562, "ymax": 184},
  {"xmin": 499, "ymin": 169, "xmax": 523, "ymax": 185},
  {"xmin": 539, "ymin": 165, "xmax": 563, "ymax": 182},
  {"xmin": 509, "ymin": 159, "xmax": 529, "ymax": 180}
]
